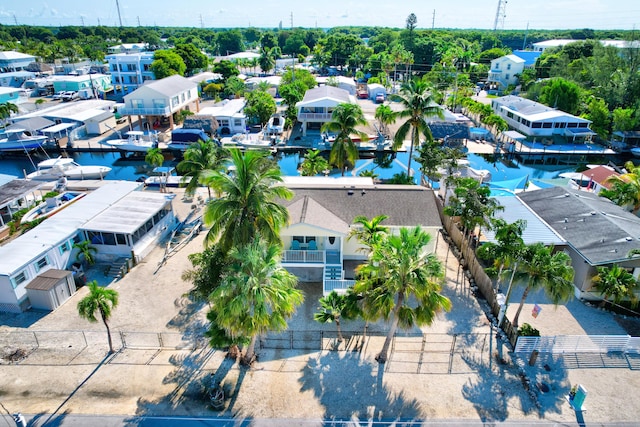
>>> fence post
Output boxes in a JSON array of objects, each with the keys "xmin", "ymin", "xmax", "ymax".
[
  {"xmin": 158, "ymin": 333, "xmax": 163, "ymax": 348},
  {"xmin": 120, "ymin": 331, "xmax": 126, "ymax": 349},
  {"xmin": 290, "ymin": 331, "xmax": 293, "ymax": 350}
]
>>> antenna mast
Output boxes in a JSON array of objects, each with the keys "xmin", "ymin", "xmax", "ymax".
[
  {"xmin": 493, "ymin": 0, "xmax": 507, "ymax": 31},
  {"xmin": 115, "ymin": 0, "xmax": 123, "ymax": 27}
]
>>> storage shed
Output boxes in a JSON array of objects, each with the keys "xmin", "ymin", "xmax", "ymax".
[
  {"xmin": 85, "ymin": 110, "xmax": 117, "ymax": 135},
  {"xmin": 25, "ymin": 269, "xmax": 76, "ymax": 310}
]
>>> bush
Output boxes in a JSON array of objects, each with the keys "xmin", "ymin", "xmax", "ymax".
[{"xmin": 518, "ymin": 323, "xmax": 540, "ymax": 337}]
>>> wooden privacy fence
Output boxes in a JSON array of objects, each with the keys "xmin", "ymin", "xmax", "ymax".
[{"xmin": 515, "ymin": 335, "xmax": 640, "ymax": 354}]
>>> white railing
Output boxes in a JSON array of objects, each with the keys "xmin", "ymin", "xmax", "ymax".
[
  {"xmin": 118, "ymin": 106, "xmax": 171, "ymax": 116},
  {"xmin": 324, "ymin": 279, "xmax": 355, "ymax": 295},
  {"xmin": 282, "ymin": 250, "xmax": 325, "ymax": 264},
  {"xmin": 297, "ymin": 113, "xmax": 332, "ymax": 121},
  {"xmin": 515, "ymin": 335, "xmax": 634, "ymax": 354}
]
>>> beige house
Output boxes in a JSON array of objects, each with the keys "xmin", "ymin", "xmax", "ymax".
[{"xmin": 119, "ymin": 75, "xmax": 200, "ymax": 131}]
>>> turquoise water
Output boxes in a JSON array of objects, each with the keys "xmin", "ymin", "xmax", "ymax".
[{"xmin": 0, "ymin": 149, "xmax": 584, "ymax": 183}]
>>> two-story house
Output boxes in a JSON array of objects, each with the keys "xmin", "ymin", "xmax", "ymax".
[
  {"xmin": 106, "ymin": 52, "xmax": 155, "ymax": 95},
  {"xmin": 296, "ymin": 86, "xmax": 356, "ymax": 136},
  {"xmin": 487, "ymin": 50, "xmax": 541, "ymax": 94}
]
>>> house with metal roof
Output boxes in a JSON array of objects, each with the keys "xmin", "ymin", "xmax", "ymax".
[
  {"xmin": 517, "ymin": 186, "xmax": 640, "ymax": 300},
  {"xmin": 0, "ymin": 51, "xmax": 36, "ymax": 73},
  {"xmin": 486, "ymin": 50, "xmax": 542, "ymax": 94},
  {"xmin": 0, "ymin": 87, "xmax": 21, "ymax": 105},
  {"xmin": 119, "ymin": 75, "xmax": 200, "ymax": 131},
  {"xmin": 0, "ymin": 178, "xmax": 46, "ymax": 239},
  {"xmin": 296, "ymin": 86, "xmax": 356, "ymax": 136},
  {"xmin": 0, "ymin": 182, "xmax": 177, "ymax": 313},
  {"xmin": 491, "ymin": 95, "xmax": 594, "ymax": 142},
  {"xmin": 278, "ymin": 178, "xmax": 442, "ymax": 295},
  {"xmin": 196, "ymin": 98, "xmax": 246, "ymax": 135}
]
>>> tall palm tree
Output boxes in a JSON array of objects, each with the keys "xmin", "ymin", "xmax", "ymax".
[
  {"xmin": 476, "ymin": 218, "xmax": 526, "ymax": 292},
  {"xmin": 77, "ymin": 281, "xmax": 119, "ymax": 354},
  {"xmin": 314, "ymin": 291, "xmax": 348, "ymax": 342},
  {"xmin": 209, "ymin": 239, "xmax": 303, "ymax": 365},
  {"xmin": 603, "ymin": 161, "xmax": 640, "ymax": 213},
  {"xmin": 259, "ymin": 47, "xmax": 276, "ymax": 75},
  {"xmin": 592, "ymin": 264, "xmax": 640, "ymax": 308},
  {"xmin": 299, "ymin": 149, "xmax": 329, "ymax": 176},
  {"xmin": 145, "ymin": 147, "xmax": 165, "ymax": 191},
  {"xmin": 391, "ymin": 79, "xmax": 444, "ymax": 180},
  {"xmin": 321, "ymin": 103, "xmax": 369, "ymax": 176},
  {"xmin": 374, "ymin": 104, "xmax": 395, "ymax": 137},
  {"xmin": 347, "ymin": 214, "xmax": 389, "ymax": 253},
  {"xmin": 356, "ymin": 226, "xmax": 450, "ymax": 363},
  {"xmin": 202, "ymin": 149, "xmax": 292, "ymax": 252},
  {"xmin": 511, "ymin": 243, "xmax": 575, "ymax": 328},
  {"xmin": 177, "ymin": 140, "xmax": 227, "ymax": 199}
]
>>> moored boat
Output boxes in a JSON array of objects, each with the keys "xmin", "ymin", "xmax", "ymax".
[
  {"xmin": 26, "ymin": 157, "xmax": 111, "ymax": 180},
  {"xmin": 0, "ymin": 129, "xmax": 48, "ymax": 152},
  {"xmin": 631, "ymin": 147, "xmax": 640, "ymax": 158},
  {"xmin": 144, "ymin": 166, "xmax": 192, "ymax": 188},
  {"xmin": 102, "ymin": 131, "xmax": 158, "ymax": 153},
  {"xmin": 20, "ymin": 191, "xmax": 87, "ymax": 223},
  {"xmin": 266, "ymin": 114, "xmax": 285, "ymax": 135}
]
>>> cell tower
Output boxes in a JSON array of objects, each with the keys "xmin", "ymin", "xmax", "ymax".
[{"xmin": 493, "ymin": 0, "xmax": 507, "ymax": 31}]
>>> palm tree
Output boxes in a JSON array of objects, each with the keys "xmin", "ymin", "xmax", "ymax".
[
  {"xmin": 476, "ymin": 219, "xmax": 526, "ymax": 292},
  {"xmin": 391, "ymin": 79, "xmax": 443, "ymax": 180},
  {"xmin": 259, "ymin": 48, "xmax": 276, "ymax": 75},
  {"xmin": 35, "ymin": 99, "xmax": 46, "ymax": 110},
  {"xmin": 374, "ymin": 104, "xmax": 395, "ymax": 137},
  {"xmin": 177, "ymin": 140, "xmax": 227, "ymax": 199},
  {"xmin": 73, "ymin": 239, "xmax": 97, "ymax": 266},
  {"xmin": 321, "ymin": 103, "xmax": 369, "ymax": 176},
  {"xmin": 347, "ymin": 214, "xmax": 389, "ymax": 253},
  {"xmin": 592, "ymin": 264, "xmax": 640, "ymax": 308},
  {"xmin": 511, "ymin": 243, "xmax": 575, "ymax": 328},
  {"xmin": 356, "ymin": 226, "xmax": 451, "ymax": 363},
  {"xmin": 209, "ymin": 239, "xmax": 303, "ymax": 365},
  {"xmin": 299, "ymin": 149, "xmax": 329, "ymax": 176},
  {"xmin": 145, "ymin": 147, "xmax": 165, "ymax": 191},
  {"xmin": 202, "ymin": 149, "xmax": 292, "ymax": 252},
  {"xmin": 314, "ymin": 291, "xmax": 347, "ymax": 342},
  {"xmin": 77, "ymin": 281, "xmax": 119, "ymax": 354},
  {"xmin": 0, "ymin": 102, "xmax": 19, "ymax": 126},
  {"xmin": 603, "ymin": 161, "xmax": 640, "ymax": 213},
  {"xmin": 443, "ymin": 177, "xmax": 503, "ymax": 239}
]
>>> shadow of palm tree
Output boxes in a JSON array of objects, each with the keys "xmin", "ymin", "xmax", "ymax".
[
  {"xmin": 26, "ymin": 410, "xmax": 69, "ymax": 427},
  {"xmin": 166, "ymin": 296, "xmax": 208, "ymax": 343},
  {"xmin": 297, "ymin": 351, "xmax": 421, "ymax": 424}
]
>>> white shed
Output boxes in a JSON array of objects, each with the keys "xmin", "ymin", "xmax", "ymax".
[
  {"xmin": 367, "ymin": 84, "xmax": 386, "ymax": 99},
  {"xmin": 85, "ymin": 111, "xmax": 117, "ymax": 135},
  {"xmin": 25, "ymin": 269, "xmax": 76, "ymax": 311}
]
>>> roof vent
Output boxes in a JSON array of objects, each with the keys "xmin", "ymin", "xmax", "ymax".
[
  {"xmin": 591, "ymin": 211, "xmax": 597, "ymax": 215},
  {"xmin": 626, "ymin": 237, "xmax": 633, "ymax": 241},
  {"xmin": 564, "ymin": 218, "xmax": 568, "ymax": 223},
  {"xmin": 347, "ymin": 190, "xmax": 354, "ymax": 195},
  {"xmin": 361, "ymin": 189, "xmax": 366, "ymax": 195}
]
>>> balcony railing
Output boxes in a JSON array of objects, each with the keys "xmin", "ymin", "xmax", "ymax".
[
  {"xmin": 324, "ymin": 279, "xmax": 355, "ymax": 295},
  {"xmin": 282, "ymin": 250, "xmax": 325, "ymax": 264},
  {"xmin": 118, "ymin": 106, "xmax": 172, "ymax": 116},
  {"xmin": 297, "ymin": 113, "xmax": 332, "ymax": 121}
]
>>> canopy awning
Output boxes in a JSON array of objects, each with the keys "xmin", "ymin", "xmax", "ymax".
[{"xmin": 41, "ymin": 123, "xmax": 75, "ymax": 134}]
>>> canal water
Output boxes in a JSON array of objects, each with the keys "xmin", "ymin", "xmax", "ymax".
[{"xmin": 0, "ymin": 149, "xmax": 579, "ymax": 184}]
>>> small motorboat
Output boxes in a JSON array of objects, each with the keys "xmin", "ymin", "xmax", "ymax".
[
  {"xmin": 144, "ymin": 167, "xmax": 192, "ymax": 188},
  {"xmin": 0, "ymin": 129, "xmax": 48, "ymax": 152},
  {"xmin": 26, "ymin": 157, "xmax": 111, "ymax": 180},
  {"xmin": 266, "ymin": 114, "xmax": 285, "ymax": 135},
  {"xmin": 102, "ymin": 131, "xmax": 158, "ymax": 153},
  {"xmin": 631, "ymin": 147, "xmax": 640, "ymax": 158},
  {"xmin": 20, "ymin": 191, "xmax": 87, "ymax": 223},
  {"xmin": 229, "ymin": 132, "xmax": 279, "ymax": 150}
]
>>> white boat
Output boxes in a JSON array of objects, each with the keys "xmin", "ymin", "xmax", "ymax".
[
  {"xmin": 0, "ymin": 129, "xmax": 48, "ymax": 152},
  {"xmin": 266, "ymin": 114, "xmax": 285, "ymax": 135},
  {"xmin": 26, "ymin": 157, "xmax": 111, "ymax": 181},
  {"xmin": 230, "ymin": 132, "xmax": 280, "ymax": 150},
  {"xmin": 144, "ymin": 167, "xmax": 192, "ymax": 188},
  {"xmin": 20, "ymin": 191, "xmax": 87, "ymax": 223},
  {"xmin": 102, "ymin": 131, "xmax": 158, "ymax": 153},
  {"xmin": 631, "ymin": 147, "xmax": 640, "ymax": 158}
]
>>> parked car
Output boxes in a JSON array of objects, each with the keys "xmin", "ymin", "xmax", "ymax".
[
  {"xmin": 375, "ymin": 93, "xmax": 385, "ymax": 103},
  {"xmin": 52, "ymin": 91, "xmax": 65, "ymax": 100},
  {"xmin": 61, "ymin": 91, "xmax": 79, "ymax": 102}
]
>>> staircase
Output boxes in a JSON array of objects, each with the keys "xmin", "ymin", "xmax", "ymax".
[
  {"xmin": 324, "ymin": 265, "xmax": 343, "ymax": 281},
  {"xmin": 104, "ymin": 257, "xmax": 130, "ymax": 280}
]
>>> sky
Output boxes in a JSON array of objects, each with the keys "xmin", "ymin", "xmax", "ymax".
[{"xmin": 1, "ymin": 0, "xmax": 638, "ymax": 30}]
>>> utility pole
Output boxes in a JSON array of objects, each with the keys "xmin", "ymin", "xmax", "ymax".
[
  {"xmin": 200, "ymin": 14, "xmax": 204, "ymax": 28},
  {"xmin": 432, "ymin": 9, "xmax": 435, "ymax": 30},
  {"xmin": 522, "ymin": 21, "xmax": 529, "ymax": 50},
  {"xmin": 13, "ymin": 14, "xmax": 18, "ymax": 25},
  {"xmin": 115, "ymin": 0, "xmax": 123, "ymax": 27},
  {"xmin": 493, "ymin": 0, "xmax": 507, "ymax": 31},
  {"xmin": 81, "ymin": 16, "xmax": 85, "ymax": 26},
  {"xmin": 137, "ymin": 16, "xmax": 141, "ymax": 26},
  {"xmin": 97, "ymin": 17, "xmax": 101, "ymax": 26}
]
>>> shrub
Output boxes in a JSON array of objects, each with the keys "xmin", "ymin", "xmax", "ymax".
[{"xmin": 518, "ymin": 323, "xmax": 540, "ymax": 337}]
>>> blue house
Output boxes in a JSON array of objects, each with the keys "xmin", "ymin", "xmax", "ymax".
[{"xmin": 0, "ymin": 51, "xmax": 36, "ymax": 73}]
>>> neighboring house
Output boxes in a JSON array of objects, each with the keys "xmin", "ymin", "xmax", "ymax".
[
  {"xmin": 317, "ymin": 76, "xmax": 357, "ymax": 95},
  {"xmin": 0, "ymin": 87, "xmax": 21, "ymax": 105},
  {"xmin": 0, "ymin": 71, "xmax": 36, "ymax": 88},
  {"xmin": 0, "ymin": 51, "xmax": 36, "ymax": 73},
  {"xmin": 532, "ymin": 39, "xmax": 640, "ymax": 53},
  {"xmin": 196, "ymin": 98, "xmax": 247, "ymax": 135},
  {"xmin": 296, "ymin": 86, "xmax": 355, "ymax": 136},
  {"xmin": 517, "ymin": 186, "xmax": 640, "ymax": 300},
  {"xmin": 0, "ymin": 182, "xmax": 177, "ymax": 313},
  {"xmin": 486, "ymin": 50, "xmax": 541, "ymax": 94},
  {"xmin": 491, "ymin": 95, "xmax": 595, "ymax": 142},
  {"xmin": 367, "ymin": 83, "xmax": 386, "ymax": 99},
  {"xmin": 0, "ymin": 177, "xmax": 46, "ymax": 239},
  {"xmin": 106, "ymin": 52, "xmax": 155, "ymax": 95},
  {"xmin": 108, "ymin": 43, "xmax": 149, "ymax": 54},
  {"xmin": 244, "ymin": 76, "xmax": 282, "ymax": 97},
  {"xmin": 610, "ymin": 130, "xmax": 640, "ymax": 152},
  {"xmin": 119, "ymin": 75, "xmax": 200, "ymax": 130},
  {"xmin": 51, "ymin": 74, "xmax": 113, "ymax": 96},
  {"xmin": 565, "ymin": 165, "xmax": 620, "ymax": 193},
  {"xmin": 278, "ymin": 177, "xmax": 442, "ymax": 295}
]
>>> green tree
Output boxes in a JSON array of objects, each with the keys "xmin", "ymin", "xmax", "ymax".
[
  {"xmin": 77, "ymin": 281, "xmax": 119, "ymax": 354},
  {"xmin": 415, "ymin": 139, "xmax": 445, "ymax": 188},
  {"xmin": 299, "ymin": 149, "xmax": 329, "ymax": 176},
  {"xmin": 355, "ymin": 227, "xmax": 450, "ymax": 363},
  {"xmin": 443, "ymin": 177, "xmax": 503, "ymax": 239},
  {"xmin": 612, "ymin": 107, "xmax": 637, "ymax": 132},
  {"xmin": 174, "ymin": 43, "xmax": 208, "ymax": 76},
  {"xmin": 511, "ymin": 243, "xmax": 575, "ymax": 328},
  {"xmin": 585, "ymin": 97, "xmax": 611, "ymax": 140},
  {"xmin": 538, "ymin": 77, "xmax": 582, "ymax": 115},
  {"xmin": 592, "ymin": 264, "xmax": 640, "ymax": 308},
  {"xmin": 259, "ymin": 47, "xmax": 276, "ymax": 74},
  {"xmin": 213, "ymin": 60, "xmax": 240, "ymax": 81},
  {"xmin": 603, "ymin": 161, "xmax": 640, "ymax": 213},
  {"xmin": 391, "ymin": 79, "xmax": 443, "ymax": 181},
  {"xmin": 0, "ymin": 102, "xmax": 19, "ymax": 125},
  {"xmin": 347, "ymin": 214, "xmax": 389, "ymax": 253},
  {"xmin": 321, "ymin": 103, "xmax": 369, "ymax": 176},
  {"xmin": 476, "ymin": 219, "xmax": 526, "ymax": 292},
  {"xmin": 73, "ymin": 239, "xmax": 97, "ymax": 266},
  {"xmin": 374, "ymin": 104, "xmax": 395, "ymax": 137},
  {"xmin": 177, "ymin": 140, "xmax": 227, "ymax": 199},
  {"xmin": 280, "ymin": 67, "xmax": 317, "ymax": 89},
  {"xmin": 244, "ymin": 90, "xmax": 277, "ymax": 127},
  {"xmin": 314, "ymin": 291, "xmax": 348, "ymax": 342},
  {"xmin": 202, "ymin": 149, "xmax": 292, "ymax": 252},
  {"xmin": 209, "ymin": 239, "xmax": 303, "ymax": 365},
  {"xmin": 224, "ymin": 76, "xmax": 245, "ymax": 98},
  {"xmin": 217, "ymin": 30, "xmax": 244, "ymax": 56},
  {"xmin": 151, "ymin": 50, "xmax": 187, "ymax": 79}
]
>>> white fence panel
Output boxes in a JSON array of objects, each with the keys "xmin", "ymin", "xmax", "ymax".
[{"xmin": 515, "ymin": 335, "xmax": 633, "ymax": 354}]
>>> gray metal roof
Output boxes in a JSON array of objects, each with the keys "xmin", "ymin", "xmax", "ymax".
[
  {"xmin": 8, "ymin": 117, "xmax": 55, "ymax": 132},
  {"xmin": 281, "ymin": 185, "xmax": 442, "ymax": 230},
  {"xmin": 0, "ymin": 179, "xmax": 45, "ymax": 208},
  {"xmin": 300, "ymin": 86, "xmax": 350, "ymax": 104},
  {"xmin": 25, "ymin": 269, "xmax": 71, "ymax": 291},
  {"xmin": 518, "ymin": 186, "xmax": 640, "ymax": 265},
  {"xmin": 143, "ymin": 75, "xmax": 197, "ymax": 97},
  {"xmin": 483, "ymin": 195, "xmax": 565, "ymax": 246}
]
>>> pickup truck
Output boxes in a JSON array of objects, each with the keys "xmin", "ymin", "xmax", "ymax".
[{"xmin": 61, "ymin": 91, "xmax": 79, "ymax": 102}]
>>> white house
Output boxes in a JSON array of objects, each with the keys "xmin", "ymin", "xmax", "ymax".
[
  {"xmin": 119, "ymin": 75, "xmax": 200, "ymax": 130},
  {"xmin": 278, "ymin": 177, "xmax": 442, "ymax": 295},
  {"xmin": 491, "ymin": 95, "xmax": 594, "ymax": 141},
  {"xmin": 0, "ymin": 177, "xmax": 46, "ymax": 239},
  {"xmin": 196, "ymin": 98, "xmax": 247, "ymax": 135},
  {"xmin": 316, "ymin": 76, "xmax": 357, "ymax": 95},
  {"xmin": 0, "ymin": 51, "xmax": 36, "ymax": 73},
  {"xmin": 244, "ymin": 76, "xmax": 282, "ymax": 97},
  {"xmin": 108, "ymin": 43, "xmax": 149, "ymax": 55},
  {"xmin": 106, "ymin": 52, "xmax": 155, "ymax": 95},
  {"xmin": 296, "ymin": 86, "xmax": 356, "ymax": 136},
  {"xmin": 487, "ymin": 50, "xmax": 541, "ymax": 94},
  {"xmin": 0, "ymin": 182, "xmax": 177, "ymax": 313}
]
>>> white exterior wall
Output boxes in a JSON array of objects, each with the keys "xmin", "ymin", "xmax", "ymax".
[{"xmin": 488, "ymin": 56, "xmax": 525, "ymax": 90}]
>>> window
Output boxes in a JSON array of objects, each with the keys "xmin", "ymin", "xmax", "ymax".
[
  {"xmin": 116, "ymin": 234, "xmax": 127, "ymax": 245},
  {"xmin": 10, "ymin": 270, "xmax": 28, "ymax": 288},
  {"xmin": 542, "ymin": 123, "xmax": 552, "ymax": 128},
  {"xmin": 507, "ymin": 64, "xmax": 511, "ymax": 70},
  {"xmin": 234, "ymin": 118, "xmax": 243, "ymax": 127},
  {"xmin": 132, "ymin": 99, "xmax": 144, "ymax": 108},
  {"xmin": 505, "ymin": 74, "xmax": 510, "ymax": 80},
  {"xmin": 59, "ymin": 241, "xmax": 71, "ymax": 254},
  {"xmin": 567, "ymin": 122, "xmax": 578, "ymax": 128},
  {"xmin": 34, "ymin": 256, "xmax": 49, "ymax": 272},
  {"xmin": 171, "ymin": 96, "xmax": 180, "ymax": 108}
]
